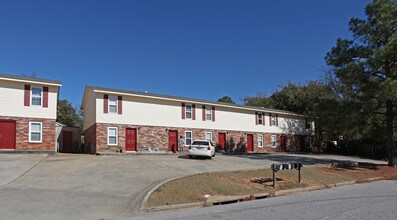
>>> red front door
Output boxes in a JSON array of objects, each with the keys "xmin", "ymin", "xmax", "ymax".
[
  {"xmin": 280, "ymin": 135, "xmax": 286, "ymax": 151},
  {"xmin": 247, "ymin": 134, "xmax": 253, "ymax": 152},
  {"xmin": 0, "ymin": 120, "xmax": 16, "ymax": 149},
  {"xmin": 62, "ymin": 131, "xmax": 73, "ymax": 152},
  {"xmin": 168, "ymin": 130, "xmax": 178, "ymax": 152},
  {"xmin": 126, "ymin": 128, "xmax": 137, "ymax": 151},
  {"xmin": 218, "ymin": 133, "xmax": 226, "ymax": 150}
]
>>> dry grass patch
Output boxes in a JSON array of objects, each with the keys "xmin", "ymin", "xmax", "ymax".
[{"xmin": 146, "ymin": 165, "xmax": 397, "ymax": 208}]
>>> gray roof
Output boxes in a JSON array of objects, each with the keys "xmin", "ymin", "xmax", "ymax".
[
  {"xmin": 87, "ymin": 85, "xmax": 302, "ymax": 116},
  {"xmin": 0, "ymin": 73, "xmax": 62, "ymax": 85}
]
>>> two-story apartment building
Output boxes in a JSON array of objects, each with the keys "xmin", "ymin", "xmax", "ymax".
[
  {"xmin": 82, "ymin": 86, "xmax": 313, "ymax": 154},
  {"xmin": 0, "ymin": 73, "xmax": 62, "ymax": 152}
]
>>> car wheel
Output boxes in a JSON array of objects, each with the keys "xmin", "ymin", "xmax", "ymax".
[
  {"xmin": 208, "ymin": 156, "xmax": 212, "ymax": 160},
  {"xmin": 212, "ymin": 152, "xmax": 215, "ymax": 157},
  {"xmin": 188, "ymin": 155, "xmax": 193, "ymax": 159}
]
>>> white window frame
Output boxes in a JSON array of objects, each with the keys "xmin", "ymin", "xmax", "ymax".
[
  {"xmin": 185, "ymin": 131, "xmax": 193, "ymax": 146},
  {"xmin": 108, "ymin": 96, "xmax": 118, "ymax": 113},
  {"xmin": 107, "ymin": 127, "xmax": 118, "ymax": 145},
  {"xmin": 185, "ymin": 104, "xmax": 192, "ymax": 119},
  {"xmin": 206, "ymin": 106, "xmax": 212, "ymax": 121},
  {"xmin": 271, "ymin": 135, "xmax": 277, "ymax": 148},
  {"xmin": 205, "ymin": 132, "xmax": 212, "ymax": 142},
  {"xmin": 29, "ymin": 122, "xmax": 42, "ymax": 143},
  {"xmin": 258, "ymin": 113, "xmax": 263, "ymax": 125},
  {"xmin": 271, "ymin": 114, "xmax": 276, "ymax": 126},
  {"xmin": 31, "ymin": 86, "xmax": 42, "ymax": 106},
  {"xmin": 258, "ymin": 134, "xmax": 263, "ymax": 147}
]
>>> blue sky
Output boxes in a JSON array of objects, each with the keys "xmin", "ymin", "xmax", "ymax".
[{"xmin": 0, "ymin": 0, "xmax": 371, "ymax": 107}]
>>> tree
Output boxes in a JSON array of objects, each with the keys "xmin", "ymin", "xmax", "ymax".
[
  {"xmin": 217, "ymin": 96, "xmax": 236, "ymax": 104},
  {"xmin": 325, "ymin": 0, "xmax": 397, "ymax": 166},
  {"xmin": 57, "ymin": 99, "xmax": 83, "ymax": 128},
  {"xmin": 243, "ymin": 92, "xmax": 273, "ymax": 107}
]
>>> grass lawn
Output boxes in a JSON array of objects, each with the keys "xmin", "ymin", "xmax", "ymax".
[{"xmin": 146, "ymin": 165, "xmax": 397, "ymax": 207}]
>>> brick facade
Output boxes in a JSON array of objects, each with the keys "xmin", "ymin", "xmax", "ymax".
[
  {"xmin": 0, "ymin": 116, "xmax": 56, "ymax": 151},
  {"xmin": 85, "ymin": 123, "xmax": 311, "ymax": 154}
]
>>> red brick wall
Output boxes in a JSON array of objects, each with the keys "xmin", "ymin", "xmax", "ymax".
[
  {"xmin": 0, "ymin": 116, "xmax": 56, "ymax": 151},
  {"xmin": 91, "ymin": 123, "xmax": 310, "ymax": 154},
  {"xmin": 83, "ymin": 124, "xmax": 96, "ymax": 153}
]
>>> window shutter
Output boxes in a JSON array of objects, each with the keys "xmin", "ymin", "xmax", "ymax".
[
  {"xmin": 202, "ymin": 105, "xmax": 206, "ymax": 121},
  {"xmin": 269, "ymin": 113, "xmax": 272, "ymax": 126},
  {"xmin": 43, "ymin": 87, "xmax": 49, "ymax": 108},
  {"xmin": 24, "ymin": 85, "xmax": 30, "ymax": 106},
  {"xmin": 181, "ymin": 103, "xmax": 186, "ymax": 119},
  {"xmin": 118, "ymin": 96, "xmax": 122, "ymax": 115},
  {"xmin": 212, "ymin": 106, "xmax": 215, "ymax": 122},
  {"xmin": 104, "ymin": 95, "xmax": 108, "ymax": 114},
  {"xmin": 263, "ymin": 113, "xmax": 265, "ymax": 126},
  {"xmin": 255, "ymin": 112, "xmax": 258, "ymax": 125},
  {"xmin": 192, "ymin": 104, "xmax": 196, "ymax": 120},
  {"xmin": 276, "ymin": 114, "xmax": 279, "ymax": 127}
]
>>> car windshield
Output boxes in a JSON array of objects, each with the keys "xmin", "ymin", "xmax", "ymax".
[{"xmin": 191, "ymin": 141, "xmax": 209, "ymax": 146}]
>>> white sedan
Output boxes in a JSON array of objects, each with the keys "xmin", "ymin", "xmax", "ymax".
[{"xmin": 188, "ymin": 140, "xmax": 215, "ymax": 159}]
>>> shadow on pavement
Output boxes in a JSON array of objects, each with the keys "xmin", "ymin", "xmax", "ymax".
[{"xmin": 223, "ymin": 154, "xmax": 355, "ymax": 166}]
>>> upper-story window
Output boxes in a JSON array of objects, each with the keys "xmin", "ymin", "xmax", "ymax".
[
  {"xmin": 271, "ymin": 114, "xmax": 276, "ymax": 126},
  {"xmin": 109, "ymin": 96, "xmax": 118, "ymax": 113},
  {"xmin": 186, "ymin": 104, "xmax": 192, "ymax": 119},
  {"xmin": 206, "ymin": 106, "xmax": 212, "ymax": 121},
  {"xmin": 31, "ymin": 87, "xmax": 42, "ymax": 106},
  {"xmin": 258, "ymin": 113, "xmax": 263, "ymax": 125},
  {"xmin": 305, "ymin": 119, "xmax": 311, "ymax": 130}
]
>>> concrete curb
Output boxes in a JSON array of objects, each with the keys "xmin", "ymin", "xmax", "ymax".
[
  {"xmin": 139, "ymin": 164, "xmax": 387, "ymax": 213},
  {"xmin": 139, "ymin": 176, "xmax": 184, "ymax": 212},
  {"xmin": 142, "ymin": 177, "xmax": 387, "ymax": 213}
]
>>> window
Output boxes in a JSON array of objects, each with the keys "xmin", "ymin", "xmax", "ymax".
[
  {"xmin": 206, "ymin": 106, "xmax": 212, "ymax": 121},
  {"xmin": 29, "ymin": 122, "xmax": 42, "ymax": 143},
  {"xmin": 271, "ymin": 135, "xmax": 277, "ymax": 148},
  {"xmin": 31, "ymin": 87, "xmax": 42, "ymax": 106},
  {"xmin": 258, "ymin": 113, "xmax": 263, "ymax": 125},
  {"xmin": 258, "ymin": 134, "xmax": 263, "ymax": 147},
  {"xmin": 108, "ymin": 96, "xmax": 118, "ymax": 113},
  {"xmin": 186, "ymin": 105, "xmax": 192, "ymax": 119},
  {"xmin": 108, "ymin": 127, "xmax": 118, "ymax": 145},
  {"xmin": 306, "ymin": 137, "xmax": 312, "ymax": 148},
  {"xmin": 305, "ymin": 119, "xmax": 311, "ymax": 130},
  {"xmin": 185, "ymin": 131, "xmax": 192, "ymax": 146},
  {"xmin": 271, "ymin": 114, "xmax": 276, "ymax": 126},
  {"xmin": 205, "ymin": 132, "xmax": 212, "ymax": 142}
]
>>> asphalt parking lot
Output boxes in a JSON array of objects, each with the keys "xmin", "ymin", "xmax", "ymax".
[{"xmin": 0, "ymin": 153, "xmax": 386, "ymax": 220}]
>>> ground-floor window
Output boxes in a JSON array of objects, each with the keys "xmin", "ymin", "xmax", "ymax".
[
  {"xmin": 185, "ymin": 131, "xmax": 192, "ymax": 146},
  {"xmin": 108, "ymin": 127, "xmax": 118, "ymax": 145},
  {"xmin": 271, "ymin": 135, "xmax": 277, "ymax": 148},
  {"xmin": 29, "ymin": 122, "xmax": 42, "ymax": 143},
  {"xmin": 258, "ymin": 134, "xmax": 263, "ymax": 147},
  {"xmin": 306, "ymin": 137, "xmax": 312, "ymax": 148},
  {"xmin": 205, "ymin": 132, "xmax": 212, "ymax": 142}
]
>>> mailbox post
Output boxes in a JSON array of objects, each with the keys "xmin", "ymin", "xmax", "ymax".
[{"xmin": 271, "ymin": 162, "xmax": 303, "ymax": 189}]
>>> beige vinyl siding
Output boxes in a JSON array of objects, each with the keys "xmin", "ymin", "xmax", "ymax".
[
  {"xmin": 0, "ymin": 80, "xmax": 58, "ymax": 119},
  {"xmin": 94, "ymin": 92, "xmax": 311, "ymax": 135}
]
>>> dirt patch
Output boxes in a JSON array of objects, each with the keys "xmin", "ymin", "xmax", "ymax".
[{"xmin": 146, "ymin": 165, "xmax": 397, "ymax": 208}]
